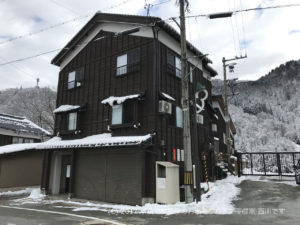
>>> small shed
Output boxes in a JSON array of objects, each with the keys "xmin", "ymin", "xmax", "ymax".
[{"xmin": 156, "ymin": 161, "xmax": 179, "ymax": 204}]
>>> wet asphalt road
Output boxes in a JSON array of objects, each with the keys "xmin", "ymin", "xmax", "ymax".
[{"xmin": 0, "ymin": 178, "xmax": 299, "ymax": 225}]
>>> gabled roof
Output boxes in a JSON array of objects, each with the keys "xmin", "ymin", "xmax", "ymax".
[
  {"xmin": 0, "ymin": 113, "xmax": 50, "ymax": 136},
  {"xmin": 51, "ymin": 12, "xmax": 214, "ymax": 74}
]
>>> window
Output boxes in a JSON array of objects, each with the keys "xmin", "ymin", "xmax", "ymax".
[
  {"xmin": 112, "ymin": 104, "xmax": 122, "ymax": 125},
  {"xmin": 167, "ymin": 52, "xmax": 181, "ymax": 78},
  {"xmin": 12, "ymin": 137, "xmax": 24, "ymax": 144},
  {"xmin": 223, "ymin": 132, "xmax": 227, "ymax": 145},
  {"xmin": 68, "ymin": 112, "xmax": 77, "ymax": 130},
  {"xmin": 168, "ymin": 105, "xmax": 183, "ymax": 128},
  {"xmin": 212, "ymin": 123, "xmax": 217, "ymax": 132},
  {"xmin": 111, "ymin": 101, "xmax": 134, "ymax": 125},
  {"xmin": 67, "ymin": 68, "xmax": 84, "ymax": 89},
  {"xmin": 116, "ymin": 49, "xmax": 140, "ymax": 76},
  {"xmin": 176, "ymin": 106, "xmax": 183, "ymax": 128},
  {"xmin": 189, "ymin": 65, "xmax": 193, "ymax": 83}
]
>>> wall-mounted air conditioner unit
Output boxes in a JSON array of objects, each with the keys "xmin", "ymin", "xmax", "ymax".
[{"xmin": 159, "ymin": 100, "xmax": 172, "ymax": 114}]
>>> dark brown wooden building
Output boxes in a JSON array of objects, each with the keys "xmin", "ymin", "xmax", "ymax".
[
  {"xmin": 42, "ymin": 12, "xmax": 219, "ymax": 205},
  {"xmin": 212, "ymin": 95, "xmax": 236, "ymax": 155}
]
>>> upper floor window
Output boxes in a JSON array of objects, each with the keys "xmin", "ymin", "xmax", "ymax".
[
  {"xmin": 167, "ymin": 51, "xmax": 181, "ymax": 78},
  {"xmin": 68, "ymin": 68, "xmax": 84, "ymax": 89},
  {"xmin": 116, "ymin": 49, "xmax": 140, "ymax": 76},
  {"xmin": 212, "ymin": 123, "xmax": 217, "ymax": 132},
  {"xmin": 111, "ymin": 101, "xmax": 134, "ymax": 125},
  {"xmin": 169, "ymin": 105, "xmax": 183, "ymax": 128},
  {"xmin": 68, "ymin": 112, "xmax": 77, "ymax": 131},
  {"xmin": 189, "ymin": 65, "xmax": 193, "ymax": 83}
]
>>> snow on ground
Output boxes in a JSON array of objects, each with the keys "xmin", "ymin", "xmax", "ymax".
[
  {"xmin": 45, "ymin": 175, "xmax": 246, "ymax": 215},
  {"xmin": 11, "ymin": 188, "xmax": 45, "ymax": 205},
  {"xmin": 244, "ymin": 175, "xmax": 299, "ymax": 187},
  {"xmin": 0, "ymin": 188, "xmax": 35, "ymax": 197}
]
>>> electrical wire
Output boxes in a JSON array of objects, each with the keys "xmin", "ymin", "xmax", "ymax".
[
  {"xmin": 239, "ymin": 0, "xmax": 247, "ymax": 55},
  {"xmin": 49, "ymin": 0, "xmax": 81, "ymax": 15},
  {"xmin": 0, "ymin": 0, "xmax": 136, "ymax": 46},
  {"xmin": 227, "ymin": 0, "xmax": 238, "ymax": 57}
]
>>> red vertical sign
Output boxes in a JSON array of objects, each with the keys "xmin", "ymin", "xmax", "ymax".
[{"xmin": 172, "ymin": 148, "xmax": 177, "ymax": 161}]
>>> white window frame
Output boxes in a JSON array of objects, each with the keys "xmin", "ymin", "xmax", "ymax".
[
  {"xmin": 68, "ymin": 71, "xmax": 76, "ymax": 89},
  {"xmin": 175, "ymin": 57, "xmax": 181, "ymax": 78},
  {"xmin": 112, "ymin": 104, "xmax": 123, "ymax": 125},
  {"xmin": 68, "ymin": 112, "xmax": 77, "ymax": 131},
  {"xmin": 176, "ymin": 106, "xmax": 183, "ymax": 128},
  {"xmin": 116, "ymin": 54, "xmax": 128, "ymax": 76},
  {"xmin": 189, "ymin": 65, "xmax": 193, "ymax": 83},
  {"xmin": 223, "ymin": 132, "xmax": 227, "ymax": 145}
]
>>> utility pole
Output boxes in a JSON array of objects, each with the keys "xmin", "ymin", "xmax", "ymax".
[
  {"xmin": 179, "ymin": 0, "xmax": 193, "ymax": 203},
  {"xmin": 222, "ymin": 55, "xmax": 246, "ymax": 156}
]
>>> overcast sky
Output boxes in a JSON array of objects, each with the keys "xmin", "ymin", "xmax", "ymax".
[{"xmin": 0, "ymin": 0, "xmax": 299, "ymax": 90}]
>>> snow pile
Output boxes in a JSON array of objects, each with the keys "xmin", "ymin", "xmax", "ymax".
[
  {"xmin": 27, "ymin": 188, "xmax": 45, "ymax": 199},
  {"xmin": 0, "ymin": 133, "xmax": 152, "ymax": 154},
  {"xmin": 0, "ymin": 188, "xmax": 34, "ymax": 197},
  {"xmin": 161, "ymin": 92, "xmax": 175, "ymax": 101},
  {"xmin": 50, "ymin": 175, "xmax": 245, "ymax": 215},
  {"xmin": 101, "ymin": 94, "xmax": 141, "ymax": 106},
  {"xmin": 53, "ymin": 105, "xmax": 80, "ymax": 113}
]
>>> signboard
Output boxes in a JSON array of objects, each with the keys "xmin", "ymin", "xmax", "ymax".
[
  {"xmin": 172, "ymin": 148, "xmax": 177, "ymax": 161},
  {"xmin": 157, "ymin": 178, "xmax": 166, "ymax": 189}
]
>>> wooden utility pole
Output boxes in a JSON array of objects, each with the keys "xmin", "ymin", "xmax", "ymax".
[
  {"xmin": 179, "ymin": 0, "xmax": 193, "ymax": 203},
  {"xmin": 222, "ymin": 55, "xmax": 246, "ymax": 155}
]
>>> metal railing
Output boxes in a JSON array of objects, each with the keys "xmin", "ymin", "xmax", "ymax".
[{"xmin": 237, "ymin": 152, "xmax": 300, "ymax": 177}]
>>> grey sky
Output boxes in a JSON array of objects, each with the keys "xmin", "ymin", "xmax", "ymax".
[{"xmin": 0, "ymin": 0, "xmax": 299, "ymax": 90}]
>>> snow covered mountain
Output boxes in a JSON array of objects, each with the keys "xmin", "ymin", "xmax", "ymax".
[
  {"xmin": 0, "ymin": 87, "xmax": 56, "ymax": 134},
  {"xmin": 212, "ymin": 60, "xmax": 300, "ymax": 152}
]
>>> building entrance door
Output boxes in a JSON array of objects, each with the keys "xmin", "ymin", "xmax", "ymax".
[{"xmin": 59, "ymin": 155, "xmax": 71, "ymax": 194}]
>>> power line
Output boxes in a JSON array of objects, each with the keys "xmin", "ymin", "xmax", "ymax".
[
  {"xmin": 0, "ymin": 0, "xmax": 136, "ymax": 46},
  {"xmin": 0, "ymin": 14, "xmax": 92, "ymax": 46},
  {"xmin": 49, "ymin": 0, "xmax": 81, "ymax": 15},
  {"xmin": 185, "ymin": 3, "xmax": 300, "ymax": 19},
  {"xmin": 0, "ymin": 48, "xmax": 63, "ymax": 66}
]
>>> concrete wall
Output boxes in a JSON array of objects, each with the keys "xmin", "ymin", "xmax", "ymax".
[
  {"xmin": 73, "ymin": 148, "xmax": 144, "ymax": 205},
  {"xmin": 0, "ymin": 150, "xmax": 44, "ymax": 188}
]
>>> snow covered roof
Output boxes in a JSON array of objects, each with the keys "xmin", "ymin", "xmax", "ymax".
[
  {"xmin": 101, "ymin": 93, "xmax": 144, "ymax": 106},
  {"xmin": 160, "ymin": 92, "xmax": 175, "ymax": 102},
  {"xmin": 0, "ymin": 113, "xmax": 50, "ymax": 136},
  {"xmin": 0, "ymin": 133, "xmax": 152, "ymax": 155},
  {"xmin": 53, "ymin": 105, "xmax": 81, "ymax": 114}
]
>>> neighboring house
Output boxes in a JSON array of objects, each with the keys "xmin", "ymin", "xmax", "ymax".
[
  {"xmin": 40, "ymin": 12, "xmax": 218, "ymax": 205},
  {"xmin": 0, "ymin": 113, "xmax": 49, "ymax": 145},
  {"xmin": 0, "ymin": 113, "xmax": 50, "ymax": 188},
  {"xmin": 212, "ymin": 95, "xmax": 236, "ymax": 155}
]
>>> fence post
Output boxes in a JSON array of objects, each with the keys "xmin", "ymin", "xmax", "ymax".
[
  {"xmin": 237, "ymin": 153, "xmax": 241, "ymax": 177},
  {"xmin": 277, "ymin": 153, "xmax": 282, "ymax": 176},
  {"xmin": 250, "ymin": 154, "xmax": 253, "ymax": 175},
  {"xmin": 262, "ymin": 153, "xmax": 266, "ymax": 176}
]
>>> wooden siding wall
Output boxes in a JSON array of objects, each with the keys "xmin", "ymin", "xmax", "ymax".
[
  {"xmin": 0, "ymin": 134, "xmax": 12, "ymax": 146},
  {"xmin": 55, "ymin": 31, "xmax": 155, "ymax": 139},
  {"xmin": 212, "ymin": 109, "xmax": 227, "ymax": 154}
]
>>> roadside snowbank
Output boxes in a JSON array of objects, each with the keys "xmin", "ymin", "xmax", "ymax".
[
  {"xmin": 49, "ymin": 175, "xmax": 246, "ymax": 215},
  {"xmin": 0, "ymin": 188, "xmax": 34, "ymax": 197}
]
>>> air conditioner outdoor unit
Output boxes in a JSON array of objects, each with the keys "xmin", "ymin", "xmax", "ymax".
[
  {"xmin": 159, "ymin": 100, "xmax": 172, "ymax": 114},
  {"xmin": 196, "ymin": 114, "xmax": 203, "ymax": 124}
]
